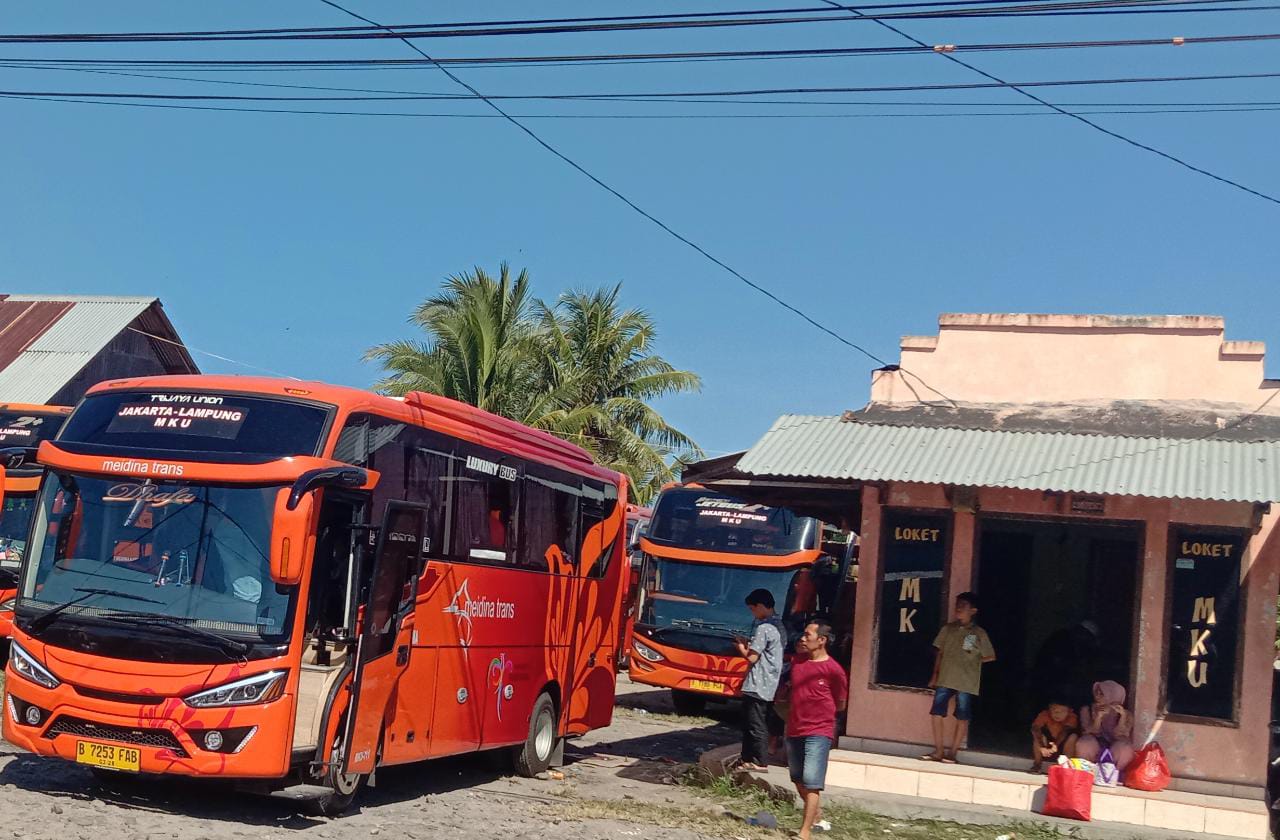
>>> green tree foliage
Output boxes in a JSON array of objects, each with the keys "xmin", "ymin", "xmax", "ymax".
[{"xmin": 366, "ymin": 264, "xmax": 702, "ymax": 502}]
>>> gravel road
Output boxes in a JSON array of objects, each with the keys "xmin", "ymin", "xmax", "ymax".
[{"xmin": 0, "ymin": 676, "xmax": 742, "ymax": 840}]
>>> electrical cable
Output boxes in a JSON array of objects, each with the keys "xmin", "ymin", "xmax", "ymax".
[
  {"xmin": 313, "ymin": 0, "xmax": 956, "ymax": 404},
  {"xmin": 816, "ymin": 0, "xmax": 1280, "ymax": 205},
  {"xmin": 3, "ymin": 71, "xmax": 1280, "ymax": 101},
  {"xmin": 0, "ymin": 0, "xmax": 1265, "ymax": 43},
  {"xmin": 3, "ymin": 31, "xmax": 1278, "ymax": 74},
  {"xmin": 9, "ymin": 93, "xmax": 1280, "ymax": 118}
]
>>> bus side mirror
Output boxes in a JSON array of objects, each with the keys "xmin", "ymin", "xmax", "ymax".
[
  {"xmin": 0, "ymin": 447, "xmax": 36, "ymax": 470},
  {"xmin": 271, "ymin": 488, "xmax": 315, "ymax": 586},
  {"xmin": 287, "ymin": 467, "xmax": 368, "ymax": 511}
]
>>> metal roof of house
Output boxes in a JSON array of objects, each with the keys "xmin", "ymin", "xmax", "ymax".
[
  {"xmin": 0, "ymin": 295, "xmax": 196, "ymax": 404},
  {"xmin": 736, "ymin": 414, "xmax": 1280, "ymax": 504}
]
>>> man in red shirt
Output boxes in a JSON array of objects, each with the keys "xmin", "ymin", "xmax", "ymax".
[{"xmin": 786, "ymin": 622, "xmax": 849, "ymax": 839}]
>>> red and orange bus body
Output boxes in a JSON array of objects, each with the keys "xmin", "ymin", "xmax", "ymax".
[
  {"xmin": 3, "ymin": 376, "xmax": 627, "ymax": 810},
  {"xmin": 0, "ymin": 405, "xmax": 72, "ymax": 637},
  {"xmin": 628, "ymin": 487, "xmax": 847, "ymax": 711}
]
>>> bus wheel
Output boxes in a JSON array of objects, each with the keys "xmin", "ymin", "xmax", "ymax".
[
  {"xmin": 514, "ymin": 693, "xmax": 558, "ymax": 778},
  {"xmin": 310, "ymin": 733, "xmax": 365, "ymax": 816},
  {"xmin": 671, "ymin": 690, "xmax": 707, "ymax": 717}
]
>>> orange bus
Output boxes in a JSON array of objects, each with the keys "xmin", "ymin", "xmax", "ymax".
[
  {"xmin": 0, "ymin": 404, "xmax": 72, "ymax": 638},
  {"xmin": 3, "ymin": 375, "xmax": 628, "ymax": 813},
  {"xmin": 625, "ymin": 504, "xmax": 652, "ymax": 567},
  {"xmin": 628, "ymin": 485, "xmax": 852, "ymax": 715}
]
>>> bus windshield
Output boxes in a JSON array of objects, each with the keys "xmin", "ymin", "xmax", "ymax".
[
  {"xmin": 638, "ymin": 557, "xmax": 797, "ymax": 638},
  {"xmin": 646, "ymin": 489, "xmax": 816, "ymax": 556},
  {"xmin": 20, "ymin": 474, "xmax": 292, "ymax": 647},
  {"xmin": 0, "ymin": 411, "xmax": 65, "ymax": 448}
]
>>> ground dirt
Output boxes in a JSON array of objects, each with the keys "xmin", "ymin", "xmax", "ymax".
[{"xmin": 0, "ymin": 677, "xmax": 1065, "ymax": 839}]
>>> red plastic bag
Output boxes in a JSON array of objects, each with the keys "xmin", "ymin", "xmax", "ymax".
[
  {"xmin": 1043, "ymin": 764, "xmax": 1093, "ymax": 821},
  {"xmin": 1124, "ymin": 742, "xmax": 1172, "ymax": 792}
]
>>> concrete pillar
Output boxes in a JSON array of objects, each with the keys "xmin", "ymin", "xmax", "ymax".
[
  {"xmin": 846, "ymin": 484, "xmax": 883, "ymax": 736},
  {"xmin": 1132, "ymin": 500, "xmax": 1171, "ymax": 741}
]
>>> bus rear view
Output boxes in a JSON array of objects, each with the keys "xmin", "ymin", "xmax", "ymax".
[{"xmin": 629, "ymin": 486, "xmax": 839, "ymax": 715}]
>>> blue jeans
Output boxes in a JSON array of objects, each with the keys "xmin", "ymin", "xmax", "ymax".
[
  {"xmin": 787, "ymin": 735, "xmax": 833, "ymax": 790},
  {"xmin": 929, "ymin": 686, "xmax": 975, "ymax": 721}
]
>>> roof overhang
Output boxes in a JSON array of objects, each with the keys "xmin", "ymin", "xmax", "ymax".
[{"xmin": 737, "ymin": 414, "xmax": 1280, "ymax": 505}]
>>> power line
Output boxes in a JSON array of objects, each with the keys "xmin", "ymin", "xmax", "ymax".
[
  {"xmin": 313, "ymin": 0, "xmax": 954, "ymax": 405},
  {"xmin": 817, "ymin": 0, "xmax": 1280, "ymax": 205},
  {"xmin": 0, "ymin": 0, "xmax": 1264, "ymax": 44},
  {"xmin": 3, "ymin": 71, "xmax": 1280, "ymax": 102},
  {"xmin": 4, "ymin": 31, "xmax": 1278, "ymax": 74},
  {"xmin": 126, "ymin": 327, "xmax": 302, "ymax": 380},
  {"xmin": 9, "ymin": 93, "xmax": 1280, "ymax": 119}
]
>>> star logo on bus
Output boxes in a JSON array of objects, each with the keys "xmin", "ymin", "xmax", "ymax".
[{"xmin": 443, "ymin": 580, "xmax": 475, "ymax": 647}]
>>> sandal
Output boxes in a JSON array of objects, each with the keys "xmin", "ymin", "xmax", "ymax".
[
  {"xmin": 940, "ymin": 754, "xmax": 958, "ymax": 764},
  {"xmin": 920, "ymin": 753, "xmax": 944, "ymax": 762},
  {"xmin": 740, "ymin": 762, "xmax": 768, "ymax": 772}
]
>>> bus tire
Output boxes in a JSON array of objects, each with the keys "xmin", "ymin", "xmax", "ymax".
[
  {"xmin": 309, "ymin": 729, "xmax": 366, "ymax": 816},
  {"xmin": 671, "ymin": 690, "xmax": 707, "ymax": 716},
  {"xmin": 514, "ymin": 692, "xmax": 558, "ymax": 778}
]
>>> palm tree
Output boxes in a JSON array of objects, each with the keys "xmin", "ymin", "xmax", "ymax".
[
  {"xmin": 367, "ymin": 269, "xmax": 702, "ymax": 503},
  {"xmin": 537, "ymin": 285, "xmax": 703, "ymax": 501},
  {"xmin": 365, "ymin": 263, "xmax": 543, "ymax": 422}
]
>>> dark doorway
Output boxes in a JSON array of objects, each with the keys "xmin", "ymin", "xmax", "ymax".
[{"xmin": 969, "ymin": 518, "xmax": 1139, "ymax": 757}]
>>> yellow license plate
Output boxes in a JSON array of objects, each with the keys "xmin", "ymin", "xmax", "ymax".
[
  {"xmin": 75, "ymin": 740, "xmax": 141, "ymax": 772},
  {"xmin": 688, "ymin": 679, "xmax": 725, "ymax": 694}
]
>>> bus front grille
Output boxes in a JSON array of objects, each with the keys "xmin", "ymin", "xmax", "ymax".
[{"xmin": 44, "ymin": 716, "xmax": 189, "ymax": 757}]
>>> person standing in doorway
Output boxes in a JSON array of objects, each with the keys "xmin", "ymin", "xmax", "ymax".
[
  {"xmin": 734, "ymin": 588, "xmax": 785, "ymax": 771},
  {"xmin": 787, "ymin": 622, "xmax": 848, "ymax": 840},
  {"xmin": 924, "ymin": 592, "xmax": 996, "ymax": 764}
]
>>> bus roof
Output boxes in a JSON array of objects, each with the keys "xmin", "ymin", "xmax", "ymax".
[
  {"xmin": 0, "ymin": 403, "xmax": 71, "ymax": 416},
  {"xmin": 83, "ymin": 374, "xmax": 620, "ymax": 483}
]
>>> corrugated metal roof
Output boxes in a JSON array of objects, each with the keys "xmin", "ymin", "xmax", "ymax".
[
  {"xmin": 0, "ymin": 296, "xmax": 158, "ymax": 404},
  {"xmin": 736, "ymin": 415, "xmax": 1280, "ymax": 504}
]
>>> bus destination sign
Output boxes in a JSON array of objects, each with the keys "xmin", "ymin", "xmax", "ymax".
[{"xmin": 107, "ymin": 394, "xmax": 248, "ymax": 440}]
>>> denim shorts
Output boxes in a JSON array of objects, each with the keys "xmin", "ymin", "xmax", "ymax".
[
  {"xmin": 787, "ymin": 735, "xmax": 833, "ymax": 790},
  {"xmin": 929, "ymin": 686, "xmax": 975, "ymax": 721}
]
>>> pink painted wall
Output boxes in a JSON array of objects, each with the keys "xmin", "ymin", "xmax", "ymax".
[
  {"xmin": 871, "ymin": 314, "xmax": 1276, "ymax": 407},
  {"xmin": 845, "ymin": 482, "xmax": 1280, "ymax": 788}
]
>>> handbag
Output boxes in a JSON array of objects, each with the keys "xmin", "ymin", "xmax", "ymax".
[
  {"xmin": 1043, "ymin": 763, "xmax": 1093, "ymax": 821},
  {"xmin": 1093, "ymin": 748, "xmax": 1119, "ymax": 787},
  {"xmin": 1124, "ymin": 742, "xmax": 1172, "ymax": 792}
]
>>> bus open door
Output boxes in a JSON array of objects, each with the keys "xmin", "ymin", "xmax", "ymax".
[{"xmin": 340, "ymin": 502, "xmax": 428, "ymax": 785}]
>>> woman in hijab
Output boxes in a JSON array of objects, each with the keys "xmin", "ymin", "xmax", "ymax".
[{"xmin": 1073, "ymin": 680, "xmax": 1135, "ymax": 771}]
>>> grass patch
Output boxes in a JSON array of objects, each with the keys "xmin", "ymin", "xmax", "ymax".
[
  {"xmin": 612, "ymin": 705, "xmax": 721, "ymax": 727},
  {"xmin": 679, "ymin": 770, "xmax": 1074, "ymax": 840},
  {"xmin": 541, "ymin": 799, "xmax": 776, "ymax": 840}
]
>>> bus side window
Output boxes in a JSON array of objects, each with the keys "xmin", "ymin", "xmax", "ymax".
[
  {"xmin": 581, "ymin": 479, "xmax": 620, "ymax": 580},
  {"xmin": 520, "ymin": 471, "xmax": 579, "ymax": 572},
  {"xmin": 451, "ymin": 450, "xmax": 519, "ymax": 566}
]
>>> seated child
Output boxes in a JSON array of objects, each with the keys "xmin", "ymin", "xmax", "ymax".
[{"xmin": 1030, "ymin": 699, "xmax": 1079, "ymax": 773}]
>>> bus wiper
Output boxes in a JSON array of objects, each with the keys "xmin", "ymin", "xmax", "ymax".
[
  {"xmin": 669, "ymin": 618, "xmax": 735, "ymax": 636},
  {"xmin": 107, "ymin": 612, "xmax": 252, "ymax": 659},
  {"xmin": 29, "ymin": 587, "xmax": 164, "ymax": 633}
]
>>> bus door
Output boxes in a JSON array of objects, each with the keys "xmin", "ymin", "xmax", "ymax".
[
  {"xmin": 566, "ymin": 502, "xmax": 623, "ymax": 733},
  {"xmin": 342, "ymin": 502, "xmax": 428, "ymax": 775}
]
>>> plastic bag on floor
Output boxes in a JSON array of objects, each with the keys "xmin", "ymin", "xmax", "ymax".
[{"xmin": 1043, "ymin": 763, "xmax": 1093, "ymax": 821}]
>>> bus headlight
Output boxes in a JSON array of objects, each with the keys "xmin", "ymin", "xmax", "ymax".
[
  {"xmin": 0, "ymin": 598, "xmax": 16, "ymax": 612},
  {"xmin": 632, "ymin": 639, "xmax": 665, "ymax": 663},
  {"xmin": 9, "ymin": 642, "xmax": 60, "ymax": 690},
  {"xmin": 184, "ymin": 671, "xmax": 287, "ymax": 708}
]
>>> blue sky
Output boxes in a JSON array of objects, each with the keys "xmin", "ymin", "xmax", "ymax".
[{"xmin": 2, "ymin": 2, "xmax": 1277, "ymax": 459}]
